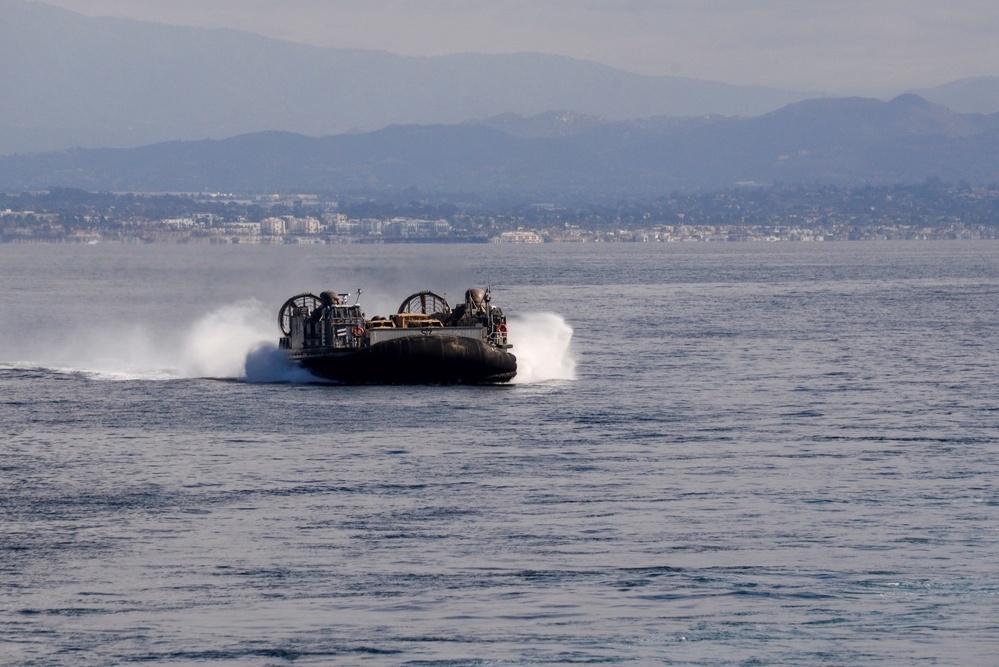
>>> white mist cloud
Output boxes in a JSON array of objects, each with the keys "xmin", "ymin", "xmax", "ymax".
[
  {"xmin": 508, "ymin": 312, "xmax": 576, "ymax": 384},
  {"xmin": 180, "ymin": 300, "xmax": 274, "ymax": 378}
]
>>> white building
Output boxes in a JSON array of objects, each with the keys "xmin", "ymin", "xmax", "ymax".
[
  {"xmin": 493, "ymin": 230, "xmax": 544, "ymax": 243},
  {"xmin": 260, "ymin": 217, "xmax": 286, "ymax": 236}
]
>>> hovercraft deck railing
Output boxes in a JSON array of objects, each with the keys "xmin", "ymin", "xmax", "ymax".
[
  {"xmin": 280, "ymin": 287, "xmax": 511, "ymax": 353},
  {"xmin": 367, "ymin": 326, "xmax": 487, "ymax": 345}
]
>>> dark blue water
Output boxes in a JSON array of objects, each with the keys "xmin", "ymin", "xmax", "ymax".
[{"xmin": 2, "ymin": 242, "xmax": 998, "ymax": 665}]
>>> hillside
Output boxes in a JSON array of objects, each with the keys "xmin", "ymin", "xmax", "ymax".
[
  {"xmin": 0, "ymin": 0, "xmax": 809, "ymax": 155},
  {"xmin": 2, "ymin": 95, "xmax": 997, "ymax": 201},
  {"xmin": 915, "ymin": 77, "xmax": 999, "ymax": 115}
]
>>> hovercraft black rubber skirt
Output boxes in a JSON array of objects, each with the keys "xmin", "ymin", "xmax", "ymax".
[{"xmin": 294, "ymin": 335, "xmax": 517, "ymax": 384}]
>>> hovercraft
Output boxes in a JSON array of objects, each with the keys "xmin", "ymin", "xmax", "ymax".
[{"xmin": 277, "ymin": 288, "xmax": 516, "ymax": 384}]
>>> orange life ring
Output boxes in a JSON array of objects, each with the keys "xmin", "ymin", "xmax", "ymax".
[
  {"xmin": 351, "ymin": 326, "xmax": 365, "ymax": 337},
  {"xmin": 496, "ymin": 323, "xmax": 507, "ymax": 334}
]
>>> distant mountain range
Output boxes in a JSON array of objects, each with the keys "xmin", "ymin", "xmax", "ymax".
[
  {"xmin": 3, "ymin": 94, "xmax": 997, "ymax": 201},
  {"xmin": 915, "ymin": 77, "xmax": 999, "ymax": 115},
  {"xmin": 4, "ymin": 0, "xmax": 999, "ymax": 159},
  {"xmin": 2, "ymin": 0, "xmax": 998, "ymax": 200},
  {"xmin": 0, "ymin": 0, "xmax": 811, "ymax": 156}
]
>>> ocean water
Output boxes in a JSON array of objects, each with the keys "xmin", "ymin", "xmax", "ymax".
[{"xmin": 1, "ymin": 241, "xmax": 998, "ymax": 666}]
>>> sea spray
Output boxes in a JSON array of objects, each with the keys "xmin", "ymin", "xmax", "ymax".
[
  {"xmin": 10, "ymin": 300, "xmax": 277, "ymax": 380},
  {"xmin": 29, "ymin": 301, "xmax": 574, "ymax": 384},
  {"xmin": 180, "ymin": 300, "xmax": 273, "ymax": 378},
  {"xmin": 118, "ymin": 298, "xmax": 316, "ymax": 382},
  {"xmin": 10, "ymin": 321, "xmax": 183, "ymax": 380},
  {"xmin": 507, "ymin": 312, "xmax": 576, "ymax": 383},
  {"xmin": 73, "ymin": 324, "xmax": 179, "ymax": 379},
  {"xmin": 47, "ymin": 298, "xmax": 318, "ymax": 382},
  {"xmin": 243, "ymin": 341, "xmax": 321, "ymax": 383}
]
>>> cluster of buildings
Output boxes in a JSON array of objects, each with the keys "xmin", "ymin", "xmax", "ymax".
[
  {"xmin": 0, "ymin": 210, "xmax": 465, "ymax": 244},
  {"xmin": 3, "ymin": 184, "xmax": 999, "ymax": 243},
  {"xmin": 542, "ymin": 222, "xmax": 996, "ymax": 243},
  {"xmin": 3, "ymin": 209, "xmax": 996, "ymax": 245}
]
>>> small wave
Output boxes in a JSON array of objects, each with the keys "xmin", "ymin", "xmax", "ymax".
[{"xmin": 0, "ymin": 361, "xmax": 177, "ymax": 382}]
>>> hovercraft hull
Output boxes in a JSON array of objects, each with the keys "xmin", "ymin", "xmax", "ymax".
[{"xmin": 293, "ymin": 334, "xmax": 517, "ymax": 385}]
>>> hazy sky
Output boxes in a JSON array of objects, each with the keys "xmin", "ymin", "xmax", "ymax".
[{"xmin": 40, "ymin": 0, "xmax": 999, "ymax": 94}]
